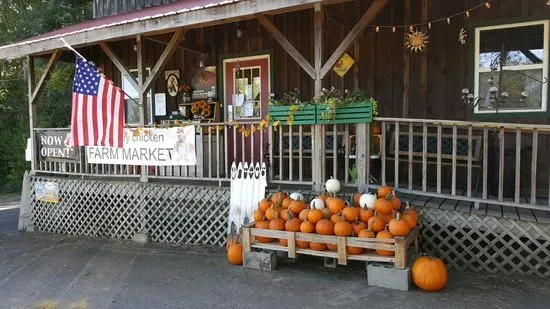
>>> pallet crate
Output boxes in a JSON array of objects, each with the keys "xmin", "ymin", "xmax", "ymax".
[{"xmin": 241, "ymin": 224, "xmax": 420, "ymax": 269}]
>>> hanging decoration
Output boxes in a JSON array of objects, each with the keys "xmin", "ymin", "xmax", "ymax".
[
  {"xmin": 332, "ymin": 53, "xmax": 356, "ymax": 78},
  {"xmin": 458, "ymin": 28, "xmax": 468, "ymax": 45},
  {"xmin": 404, "ymin": 28, "xmax": 429, "ymax": 53}
]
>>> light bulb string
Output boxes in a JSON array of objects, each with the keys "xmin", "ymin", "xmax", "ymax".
[{"xmin": 371, "ymin": 0, "xmax": 493, "ymax": 30}]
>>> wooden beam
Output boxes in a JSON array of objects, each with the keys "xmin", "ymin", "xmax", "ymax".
[
  {"xmin": 402, "ymin": 0, "xmax": 410, "ymax": 117},
  {"xmin": 320, "ymin": 0, "xmax": 388, "ymax": 79},
  {"xmin": 144, "ymin": 37, "xmax": 204, "ymax": 56},
  {"xmin": 26, "ymin": 56, "xmax": 37, "ymax": 172},
  {"xmin": 312, "ymin": 3, "xmax": 325, "ymax": 191},
  {"xmin": 136, "ymin": 34, "xmax": 148, "ymax": 182},
  {"xmin": 99, "ymin": 42, "xmax": 139, "ymax": 92},
  {"xmin": 142, "ymin": 28, "xmax": 186, "ymax": 94},
  {"xmin": 30, "ymin": 51, "xmax": 61, "ymax": 105},
  {"xmin": 257, "ymin": 14, "xmax": 316, "ymax": 79}
]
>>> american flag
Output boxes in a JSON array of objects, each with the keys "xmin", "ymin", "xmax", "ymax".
[{"xmin": 69, "ymin": 56, "xmax": 125, "ymax": 148}]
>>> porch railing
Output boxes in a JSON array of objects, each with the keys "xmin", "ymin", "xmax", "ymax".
[{"xmin": 33, "ymin": 117, "xmax": 550, "ymax": 211}]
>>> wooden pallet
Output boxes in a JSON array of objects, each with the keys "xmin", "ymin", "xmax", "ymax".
[{"xmin": 241, "ymin": 225, "xmax": 420, "ymax": 269}]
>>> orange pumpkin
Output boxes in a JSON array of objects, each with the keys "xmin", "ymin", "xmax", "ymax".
[
  {"xmin": 353, "ymin": 193, "xmax": 362, "ymax": 207},
  {"xmin": 352, "ymin": 218, "xmax": 367, "ymax": 235},
  {"xmin": 389, "ymin": 213, "xmax": 410, "ymax": 236},
  {"xmin": 347, "ymin": 245, "xmax": 363, "ymax": 255},
  {"xmin": 327, "ymin": 243, "xmax": 337, "ymax": 251},
  {"xmin": 378, "ymin": 211, "xmax": 394, "ymax": 224},
  {"xmin": 374, "ymin": 196, "xmax": 394, "ymax": 215},
  {"xmin": 253, "ymin": 209, "xmax": 265, "ymax": 222},
  {"xmin": 280, "ymin": 208, "xmax": 291, "ymax": 221},
  {"xmin": 279, "ymin": 239, "xmax": 288, "ymax": 246},
  {"xmin": 254, "ymin": 219, "xmax": 272, "ymax": 243},
  {"xmin": 296, "ymin": 240, "xmax": 310, "ymax": 249},
  {"xmin": 359, "ymin": 208, "xmax": 374, "ymax": 223},
  {"xmin": 265, "ymin": 205, "xmax": 279, "ymax": 221},
  {"xmin": 334, "ymin": 217, "xmax": 353, "ymax": 236},
  {"xmin": 377, "ymin": 185, "xmax": 393, "ymax": 198},
  {"xmin": 401, "ymin": 212, "xmax": 418, "ymax": 229},
  {"xmin": 259, "ymin": 198, "xmax": 272, "ymax": 212},
  {"xmin": 299, "ymin": 209, "xmax": 310, "ymax": 221},
  {"xmin": 327, "ymin": 197, "xmax": 346, "ymax": 214},
  {"xmin": 375, "ymin": 226, "xmax": 395, "ymax": 256},
  {"xmin": 373, "ymin": 125, "xmax": 381, "ymax": 135},
  {"xmin": 289, "ymin": 200, "xmax": 306, "ymax": 216},
  {"xmin": 227, "ymin": 242, "xmax": 243, "ymax": 265},
  {"xmin": 300, "ymin": 220, "xmax": 315, "ymax": 233},
  {"xmin": 282, "ymin": 197, "xmax": 293, "ymax": 209},
  {"xmin": 330, "ymin": 212, "xmax": 343, "ymax": 224},
  {"xmin": 309, "ymin": 242, "xmax": 327, "ymax": 251},
  {"xmin": 322, "ymin": 208, "xmax": 331, "ymax": 217},
  {"xmin": 317, "ymin": 193, "xmax": 329, "ymax": 203},
  {"xmin": 342, "ymin": 204, "xmax": 360, "ymax": 222},
  {"xmin": 307, "ymin": 209, "xmax": 324, "ymax": 224},
  {"xmin": 391, "ymin": 195, "xmax": 401, "ymax": 210},
  {"xmin": 269, "ymin": 213, "xmax": 285, "ymax": 231},
  {"xmin": 411, "ymin": 256, "xmax": 448, "ymax": 292},
  {"xmin": 315, "ymin": 219, "xmax": 334, "ymax": 235},
  {"xmin": 368, "ymin": 214, "xmax": 385, "ymax": 233},
  {"xmin": 285, "ymin": 215, "xmax": 301, "ymax": 233},
  {"xmin": 271, "ymin": 192, "xmax": 288, "ymax": 206},
  {"xmin": 358, "ymin": 228, "xmax": 375, "ymax": 239}
]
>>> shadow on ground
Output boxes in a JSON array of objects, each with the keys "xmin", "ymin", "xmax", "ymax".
[{"xmin": 1, "ymin": 208, "xmax": 549, "ymax": 309}]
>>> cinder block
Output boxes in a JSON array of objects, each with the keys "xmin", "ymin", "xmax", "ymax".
[
  {"xmin": 244, "ymin": 251, "xmax": 277, "ymax": 271},
  {"xmin": 324, "ymin": 257, "xmax": 337, "ymax": 269},
  {"xmin": 367, "ymin": 263, "xmax": 411, "ymax": 291},
  {"xmin": 132, "ymin": 232, "xmax": 150, "ymax": 244}
]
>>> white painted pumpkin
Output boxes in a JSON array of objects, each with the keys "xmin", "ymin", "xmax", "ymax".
[
  {"xmin": 310, "ymin": 198, "xmax": 325, "ymax": 210},
  {"xmin": 359, "ymin": 192, "xmax": 377, "ymax": 210},
  {"xmin": 289, "ymin": 192, "xmax": 304, "ymax": 201},
  {"xmin": 325, "ymin": 177, "xmax": 341, "ymax": 194}
]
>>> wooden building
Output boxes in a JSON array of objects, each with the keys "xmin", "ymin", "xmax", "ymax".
[{"xmin": 2, "ymin": 0, "xmax": 550, "ymax": 277}]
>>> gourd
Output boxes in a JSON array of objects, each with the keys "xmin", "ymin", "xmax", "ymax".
[
  {"xmin": 289, "ymin": 191, "xmax": 304, "ymax": 201},
  {"xmin": 310, "ymin": 198, "xmax": 326, "ymax": 210},
  {"xmin": 359, "ymin": 192, "xmax": 377, "ymax": 209},
  {"xmin": 411, "ymin": 256, "xmax": 448, "ymax": 292},
  {"xmin": 325, "ymin": 177, "xmax": 341, "ymax": 195}
]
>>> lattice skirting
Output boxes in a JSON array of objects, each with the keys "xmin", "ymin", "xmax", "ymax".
[
  {"xmin": 28, "ymin": 177, "xmax": 230, "ymax": 246},
  {"xmin": 421, "ymin": 208, "xmax": 550, "ymax": 277}
]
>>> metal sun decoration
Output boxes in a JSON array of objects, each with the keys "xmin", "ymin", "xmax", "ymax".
[{"xmin": 405, "ymin": 28, "xmax": 429, "ymax": 53}]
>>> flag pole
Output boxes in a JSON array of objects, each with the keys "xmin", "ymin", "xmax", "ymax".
[{"xmin": 60, "ymin": 38, "xmax": 143, "ymax": 108}]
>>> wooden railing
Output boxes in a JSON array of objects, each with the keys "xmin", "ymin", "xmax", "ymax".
[{"xmin": 33, "ymin": 117, "xmax": 550, "ymax": 211}]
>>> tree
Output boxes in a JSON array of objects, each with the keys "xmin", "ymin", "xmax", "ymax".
[{"xmin": 0, "ymin": 0, "xmax": 92, "ymax": 192}]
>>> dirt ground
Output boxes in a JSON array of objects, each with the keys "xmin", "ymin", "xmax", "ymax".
[{"xmin": 1, "ymin": 207, "xmax": 549, "ymax": 309}]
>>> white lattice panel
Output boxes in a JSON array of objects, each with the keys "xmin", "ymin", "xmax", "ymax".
[
  {"xmin": 421, "ymin": 207, "xmax": 550, "ymax": 278},
  {"xmin": 29, "ymin": 177, "xmax": 230, "ymax": 246}
]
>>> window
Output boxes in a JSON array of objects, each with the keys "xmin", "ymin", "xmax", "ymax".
[
  {"xmin": 122, "ymin": 68, "xmax": 153, "ymax": 126},
  {"xmin": 474, "ymin": 20, "xmax": 549, "ymax": 114},
  {"xmin": 233, "ymin": 66, "xmax": 262, "ymax": 119}
]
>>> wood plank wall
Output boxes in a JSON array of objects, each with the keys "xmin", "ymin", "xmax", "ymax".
[{"xmin": 93, "ymin": 0, "xmax": 180, "ymax": 18}]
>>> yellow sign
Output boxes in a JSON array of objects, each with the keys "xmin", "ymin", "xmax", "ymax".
[{"xmin": 333, "ymin": 53, "xmax": 355, "ymax": 78}]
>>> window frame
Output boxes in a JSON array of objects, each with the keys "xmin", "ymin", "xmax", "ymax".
[
  {"xmin": 473, "ymin": 20, "xmax": 549, "ymax": 115},
  {"xmin": 122, "ymin": 68, "xmax": 154, "ymax": 126}
]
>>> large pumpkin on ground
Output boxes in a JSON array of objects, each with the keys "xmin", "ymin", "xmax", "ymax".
[
  {"xmin": 227, "ymin": 242, "xmax": 243, "ymax": 265},
  {"xmin": 411, "ymin": 256, "xmax": 448, "ymax": 292}
]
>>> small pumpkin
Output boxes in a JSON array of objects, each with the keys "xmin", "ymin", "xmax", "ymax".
[
  {"xmin": 298, "ymin": 208, "xmax": 310, "ymax": 221},
  {"xmin": 271, "ymin": 191, "xmax": 288, "ymax": 206},
  {"xmin": 375, "ymin": 226, "xmax": 395, "ymax": 256},
  {"xmin": 377, "ymin": 185, "xmax": 393, "ymax": 198},
  {"xmin": 411, "ymin": 256, "xmax": 448, "ymax": 292},
  {"xmin": 374, "ymin": 195, "xmax": 394, "ymax": 215},
  {"xmin": 358, "ymin": 227, "xmax": 375, "ymax": 239},
  {"xmin": 307, "ymin": 208, "xmax": 324, "ymax": 224},
  {"xmin": 327, "ymin": 243, "xmax": 337, "ymax": 251},
  {"xmin": 389, "ymin": 213, "xmax": 410, "ymax": 236},
  {"xmin": 373, "ymin": 125, "xmax": 381, "ymax": 135},
  {"xmin": 296, "ymin": 240, "xmax": 310, "ymax": 249},
  {"xmin": 330, "ymin": 212, "xmax": 343, "ymax": 224},
  {"xmin": 259, "ymin": 198, "xmax": 272, "ymax": 212},
  {"xmin": 353, "ymin": 193, "xmax": 362, "ymax": 207},
  {"xmin": 334, "ymin": 217, "xmax": 353, "ymax": 237},
  {"xmin": 352, "ymin": 218, "xmax": 367, "ymax": 235},
  {"xmin": 253, "ymin": 209, "xmax": 265, "ymax": 222},
  {"xmin": 269, "ymin": 212, "xmax": 285, "ymax": 231},
  {"xmin": 325, "ymin": 177, "xmax": 341, "ymax": 194},
  {"xmin": 391, "ymin": 193, "xmax": 401, "ymax": 210},
  {"xmin": 309, "ymin": 242, "xmax": 327, "ymax": 251},
  {"xmin": 285, "ymin": 212, "xmax": 301, "ymax": 232},
  {"xmin": 317, "ymin": 193, "xmax": 329, "ymax": 203},
  {"xmin": 327, "ymin": 197, "xmax": 346, "ymax": 214},
  {"xmin": 359, "ymin": 192, "xmax": 377, "ymax": 209},
  {"xmin": 401, "ymin": 211, "xmax": 418, "ymax": 229},
  {"xmin": 227, "ymin": 241, "xmax": 243, "ymax": 265},
  {"xmin": 300, "ymin": 219, "xmax": 315, "ymax": 233},
  {"xmin": 281, "ymin": 197, "xmax": 293, "ymax": 209},
  {"xmin": 367, "ymin": 212, "xmax": 386, "ymax": 233},
  {"xmin": 310, "ymin": 198, "xmax": 326, "ymax": 210},
  {"xmin": 289, "ymin": 191, "xmax": 305, "ymax": 201},
  {"xmin": 342, "ymin": 202, "xmax": 360, "ymax": 222},
  {"xmin": 279, "ymin": 208, "xmax": 291, "ymax": 221},
  {"xmin": 378, "ymin": 211, "xmax": 395, "ymax": 224},
  {"xmin": 254, "ymin": 218, "xmax": 272, "ymax": 243},
  {"xmin": 289, "ymin": 200, "xmax": 307, "ymax": 216},
  {"xmin": 359, "ymin": 208, "xmax": 374, "ymax": 223},
  {"xmin": 315, "ymin": 218, "xmax": 334, "ymax": 235},
  {"xmin": 265, "ymin": 204, "xmax": 279, "ymax": 221}
]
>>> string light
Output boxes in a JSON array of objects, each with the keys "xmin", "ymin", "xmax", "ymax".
[
  {"xmin": 447, "ymin": 17, "xmax": 451, "ymax": 24},
  {"xmin": 392, "ymin": 26, "xmax": 396, "ymax": 33},
  {"xmin": 466, "ymin": 10, "xmax": 470, "ymax": 18},
  {"xmin": 485, "ymin": 2, "xmax": 491, "ymax": 8},
  {"xmin": 376, "ymin": 26, "xmax": 380, "ymax": 33},
  {"xmin": 428, "ymin": 22, "xmax": 432, "ymax": 29},
  {"xmin": 409, "ymin": 25, "xmax": 414, "ymax": 32}
]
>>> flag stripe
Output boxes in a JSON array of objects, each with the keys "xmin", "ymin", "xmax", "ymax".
[
  {"xmin": 70, "ymin": 93, "xmax": 79, "ymax": 146},
  {"xmin": 77, "ymin": 94, "xmax": 85, "ymax": 145}
]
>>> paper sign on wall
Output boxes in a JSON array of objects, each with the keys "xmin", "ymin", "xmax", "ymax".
[
  {"xmin": 154, "ymin": 93, "xmax": 167, "ymax": 116},
  {"xmin": 35, "ymin": 181, "xmax": 60, "ymax": 203}
]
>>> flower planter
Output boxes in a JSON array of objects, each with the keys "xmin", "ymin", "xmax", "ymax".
[
  {"xmin": 268, "ymin": 104, "xmax": 317, "ymax": 125},
  {"xmin": 316, "ymin": 101, "xmax": 373, "ymax": 124}
]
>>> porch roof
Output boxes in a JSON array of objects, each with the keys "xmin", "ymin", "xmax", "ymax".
[{"xmin": 0, "ymin": 0, "xmax": 337, "ymax": 61}]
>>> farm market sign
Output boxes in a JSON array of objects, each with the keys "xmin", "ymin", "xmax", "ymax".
[
  {"xmin": 38, "ymin": 130, "xmax": 77, "ymax": 160},
  {"xmin": 86, "ymin": 127, "xmax": 197, "ymax": 166}
]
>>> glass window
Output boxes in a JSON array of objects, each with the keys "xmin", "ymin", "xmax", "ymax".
[
  {"xmin": 122, "ymin": 69, "xmax": 153, "ymax": 126},
  {"xmin": 474, "ymin": 21, "xmax": 548, "ymax": 114},
  {"xmin": 233, "ymin": 66, "xmax": 261, "ymax": 119}
]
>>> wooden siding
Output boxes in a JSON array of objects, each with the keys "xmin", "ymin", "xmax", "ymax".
[{"xmin": 93, "ymin": 0, "xmax": 180, "ymax": 18}]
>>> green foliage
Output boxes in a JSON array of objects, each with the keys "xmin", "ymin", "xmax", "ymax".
[{"xmin": 0, "ymin": 0, "xmax": 91, "ymax": 192}]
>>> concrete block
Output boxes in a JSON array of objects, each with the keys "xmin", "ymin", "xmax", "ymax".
[
  {"xmin": 244, "ymin": 251, "xmax": 277, "ymax": 271},
  {"xmin": 367, "ymin": 263, "xmax": 411, "ymax": 291},
  {"xmin": 132, "ymin": 232, "xmax": 150, "ymax": 244},
  {"xmin": 324, "ymin": 257, "xmax": 337, "ymax": 269}
]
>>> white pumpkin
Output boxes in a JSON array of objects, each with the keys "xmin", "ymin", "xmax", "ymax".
[
  {"xmin": 325, "ymin": 177, "xmax": 341, "ymax": 194},
  {"xmin": 289, "ymin": 192, "xmax": 304, "ymax": 201},
  {"xmin": 310, "ymin": 198, "xmax": 325, "ymax": 210},
  {"xmin": 359, "ymin": 192, "xmax": 377, "ymax": 209}
]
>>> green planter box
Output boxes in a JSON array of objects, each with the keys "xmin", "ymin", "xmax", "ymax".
[
  {"xmin": 316, "ymin": 101, "xmax": 373, "ymax": 124},
  {"xmin": 268, "ymin": 104, "xmax": 317, "ymax": 125}
]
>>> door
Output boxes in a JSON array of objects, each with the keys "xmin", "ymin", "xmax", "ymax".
[{"xmin": 223, "ymin": 54, "xmax": 271, "ymax": 165}]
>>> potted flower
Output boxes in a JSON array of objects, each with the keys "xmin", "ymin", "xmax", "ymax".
[
  {"xmin": 268, "ymin": 88, "xmax": 316, "ymax": 125},
  {"xmin": 315, "ymin": 87, "xmax": 375, "ymax": 124}
]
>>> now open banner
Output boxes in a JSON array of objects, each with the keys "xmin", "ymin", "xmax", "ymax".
[{"xmin": 86, "ymin": 127, "xmax": 197, "ymax": 166}]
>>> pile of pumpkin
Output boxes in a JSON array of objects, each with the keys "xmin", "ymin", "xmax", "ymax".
[{"xmin": 252, "ymin": 180, "xmax": 418, "ymax": 256}]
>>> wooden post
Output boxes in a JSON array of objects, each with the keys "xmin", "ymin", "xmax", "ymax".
[
  {"xmin": 312, "ymin": 3, "xmax": 325, "ymax": 191},
  {"xmin": 394, "ymin": 237, "xmax": 406, "ymax": 269},
  {"xmin": 402, "ymin": 0, "xmax": 410, "ymax": 117},
  {"xmin": 136, "ymin": 34, "xmax": 148, "ymax": 183},
  {"xmin": 26, "ymin": 56, "xmax": 37, "ymax": 174}
]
